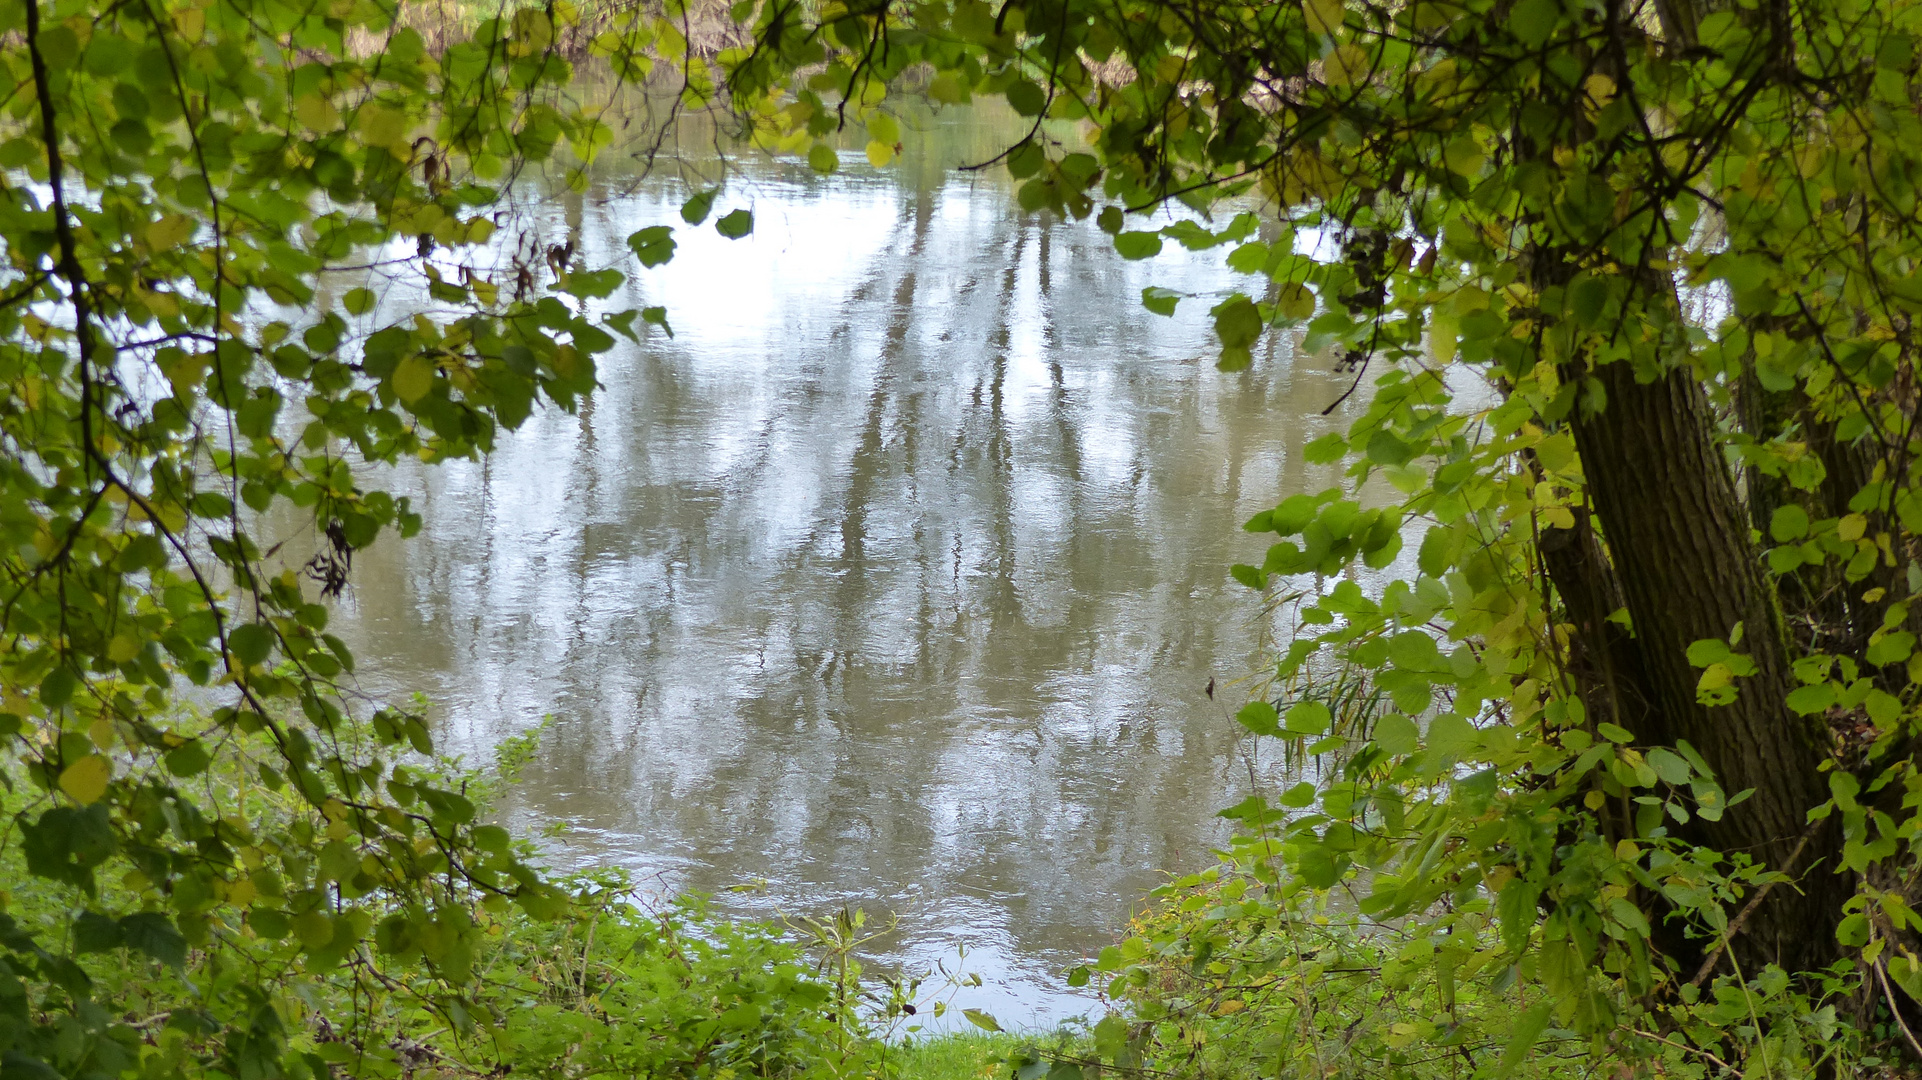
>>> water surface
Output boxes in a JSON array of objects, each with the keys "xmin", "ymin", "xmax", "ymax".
[{"xmin": 322, "ymin": 115, "xmax": 1370, "ymax": 1026}]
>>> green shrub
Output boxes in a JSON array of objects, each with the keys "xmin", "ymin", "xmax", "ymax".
[
  {"xmin": 0, "ymin": 724, "xmax": 884, "ymax": 1080},
  {"xmin": 1045, "ymin": 846, "xmax": 1865, "ymax": 1080}
]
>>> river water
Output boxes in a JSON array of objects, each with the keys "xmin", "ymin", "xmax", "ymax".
[{"xmin": 317, "ymin": 107, "xmax": 1372, "ymax": 1027}]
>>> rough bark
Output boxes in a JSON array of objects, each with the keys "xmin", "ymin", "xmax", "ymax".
[
  {"xmin": 1538, "ymin": 507, "xmax": 1657, "ymax": 740},
  {"xmin": 1536, "ymin": 507, "xmax": 1714, "ymax": 967},
  {"xmin": 1572, "ymin": 357, "xmax": 1843, "ymax": 974}
]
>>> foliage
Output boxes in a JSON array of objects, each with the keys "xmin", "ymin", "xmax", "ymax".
[
  {"xmin": 9, "ymin": 0, "xmax": 1922, "ymax": 1070},
  {"xmin": 705, "ymin": 0, "xmax": 1922, "ymax": 1063},
  {"xmin": 1048, "ymin": 845, "xmax": 1862, "ymax": 1079},
  {"xmin": 0, "ymin": 0, "xmax": 778, "ymax": 1076},
  {"xmin": 0, "ymin": 713, "xmax": 886, "ymax": 1080},
  {"xmin": 481, "ymin": 889, "xmax": 875, "ymax": 1080}
]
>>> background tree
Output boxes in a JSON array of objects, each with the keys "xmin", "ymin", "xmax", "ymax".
[
  {"xmin": 7, "ymin": 0, "xmax": 1922, "ymax": 1072},
  {"xmin": 0, "ymin": 2, "xmax": 822, "ymax": 1078},
  {"xmin": 712, "ymin": 0, "xmax": 1922, "ymax": 1054}
]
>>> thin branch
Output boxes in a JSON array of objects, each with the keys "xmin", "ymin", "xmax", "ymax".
[{"xmin": 1688, "ymin": 825, "xmax": 1817, "ymax": 988}]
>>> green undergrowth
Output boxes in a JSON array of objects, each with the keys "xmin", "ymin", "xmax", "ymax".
[
  {"xmin": 892, "ymin": 1034, "xmax": 1024, "ymax": 1080},
  {"xmin": 0, "ymin": 720, "xmax": 900, "ymax": 1080},
  {"xmin": 5, "ymin": 703, "xmax": 1888, "ymax": 1080},
  {"xmin": 1040, "ymin": 854, "xmax": 1869, "ymax": 1080}
]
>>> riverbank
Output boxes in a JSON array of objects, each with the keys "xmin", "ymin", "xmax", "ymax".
[{"xmin": 894, "ymin": 1035, "xmax": 1021, "ymax": 1080}]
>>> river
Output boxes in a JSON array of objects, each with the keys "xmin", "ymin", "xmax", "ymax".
[{"xmin": 314, "ymin": 103, "xmax": 1371, "ymax": 1028}]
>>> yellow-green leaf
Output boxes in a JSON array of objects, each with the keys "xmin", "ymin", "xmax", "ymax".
[
  {"xmin": 393, "ymin": 355, "xmax": 435, "ymax": 403},
  {"xmin": 1324, "ymin": 43, "xmax": 1368, "ymax": 86},
  {"xmin": 59, "ymin": 755, "xmax": 111, "ymax": 805},
  {"xmin": 1444, "ymin": 136, "xmax": 1484, "ymax": 176},
  {"xmin": 1276, "ymin": 283, "xmax": 1316, "ymax": 320},
  {"xmin": 962, "ymin": 1008, "xmax": 1003, "ymax": 1032},
  {"xmin": 146, "ymin": 214, "xmax": 194, "ymax": 251},
  {"xmin": 1304, "ymin": 0, "xmax": 1343, "ymax": 34}
]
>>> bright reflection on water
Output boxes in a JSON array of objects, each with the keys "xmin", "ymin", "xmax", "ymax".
[{"xmin": 322, "ymin": 118, "xmax": 1371, "ymax": 1028}]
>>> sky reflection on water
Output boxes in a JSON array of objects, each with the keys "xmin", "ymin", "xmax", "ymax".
[{"xmin": 319, "ymin": 139, "xmax": 1376, "ymax": 1028}]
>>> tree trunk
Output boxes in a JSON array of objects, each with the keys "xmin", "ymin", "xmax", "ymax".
[{"xmin": 1572, "ymin": 357, "xmax": 1843, "ymax": 974}]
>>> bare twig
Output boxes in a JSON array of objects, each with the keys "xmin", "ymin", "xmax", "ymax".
[
  {"xmin": 1876, "ymin": 959, "xmax": 1922, "ymax": 1062},
  {"xmin": 1689, "ymin": 826, "xmax": 1817, "ymax": 988}
]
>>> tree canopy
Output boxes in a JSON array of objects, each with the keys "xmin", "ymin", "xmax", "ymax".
[
  {"xmin": 3, "ymin": 0, "xmax": 1922, "ymax": 1074},
  {"xmin": 731, "ymin": 0, "xmax": 1922, "ymax": 1060}
]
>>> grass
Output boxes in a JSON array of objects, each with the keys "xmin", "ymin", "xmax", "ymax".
[{"xmin": 892, "ymin": 1034, "xmax": 1023, "ymax": 1080}]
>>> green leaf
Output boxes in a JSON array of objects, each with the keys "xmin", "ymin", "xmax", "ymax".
[
  {"xmin": 1365, "ymin": 429, "xmax": 1414, "ymax": 466},
  {"xmin": 1005, "ymin": 79, "xmax": 1046, "ymax": 116},
  {"xmin": 36, "ymin": 25, "xmax": 78, "ymax": 69},
  {"xmin": 1767, "ymin": 545, "xmax": 1805, "ymax": 575},
  {"xmin": 38, "ymin": 666, "xmax": 75, "ymax": 707},
  {"xmin": 1497, "ymin": 1001, "xmax": 1554, "ymax": 1077},
  {"xmin": 1836, "ymin": 912, "xmax": 1871, "ymax": 948},
  {"xmin": 1275, "ymin": 283, "xmax": 1315, "ymax": 320},
  {"xmin": 681, "ymin": 189, "xmax": 717, "ymax": 225},
  {"xmin": 1294, "ymin": 843, "xmax": 1341, "ymax": 887},
  {"xmin": 1684, "ymin": 638, "xmax": 1731, "ymax": 667},
  {"xmin": 1427, "ymin": 714, "xmax": 1475, "ymax": 758},
  {"xmin": 165, "ymin": 741, "xmax": 211, "ymax": 778},
  {"xmin": 59, "ymin": 756, "xmax": 111, "ymax": 805},
  {"xmin": 1868, "ymin": 631, "xmax": 1916, "ymax": 667},
  {"xmin": 73, "ymin": 911, "xmax": 122, "ymax": 953},
  {"xmin": 962, "ymin": 1008, "xmax": 1003, "ymax": 1032},
  {"xmin": 1141, "ymin": 287, "xmax": 1182, "ymax": 316},
  {"xmin": 562, "ymin": 268, "xmax": 626, "ymax": 299},
  {"xmin": 1213, "ymin": 295, "xmax": 1264, "ymax": 350},
  {"xmin": 808, "ymin": 144, "xmax": 840, "ymax": 173},
  {"xmin": 1283, "ymin": 700, "xmax": 1332, "ymax": 735},
  {"xmin": 628, "ymin": 225, "xmax": 678, "ymax": 267},
  {"xmin": 22, "ymin": 805, "xmax": 116, "ymax": 887},
  {"xmin": 1304, "ymin": 0, "xmax": 1343, "ymax": 34},
  {"xmin": 1219, "ymin": 794, "xmax": 1280, "ymax": 822},
  {"xmin": 1008, "ymin": 143, "xmax": 1046, "ymax": 179},
  {"xmin": 1303, "ymin": 433, "xmax": 1347, "ymax": 464},
  {"xmin": 1770, "ymin": 504, "xmax": 1810, "ymax": 542},
  {"xmin": 1786, "ymin": 683, "xmax": 1836, "ymax": 715},
  {"xmin": 1568, "ymin": 275, "xmax": 1609, "ymax": 327},
  {"xmin": 1162, "ymin": 220, "xmax": 1222, "ymax": 251},
  {"xmin": 229, "ymin": 623, "xmax": 275, "ymax": 667},
  {"xmin": 1830, "ymin": 770, "xmax": 1860, "ymax": 808},
  {"xmin": 1114, "ymin": 231, "xmax": 1163, "ymax": 260},
  {"xmin": 716, "ymin": 209, "xmax": 754, "ymax": 239},
  {"xmin": 929, "ymin": 71, "xmax": 969, "ymax": 104},
  {"xmin": 1373, "ymin": 713, "xmax": 1419, "ymax": 755},
  {"xmin": 1506, "ymin": 0, "xmax": 1560, "ymax": 49},
  {"xmin": 1236, "ymin": 701, "xmax": 1280, "ymax": 736},
  {"xmin": 1645, "ymin": 747, "xmax": 1691, "ymax": 785},
  {"xmin": 120, "ymin": 912, "xmax": 187, "ymax": 968},
  {"xmin": 1607, "ymin": 897, "xmax": 1650, "ymax": 937},
  {"xmin": 1443, "ymin": 136, "xmax": 1484, "ymax": 176},
  {"xmin": 392, "ymin": 354, "xmax": 435, "ymax": 404},
  {"xmin": 1270, "ymin": 494, "xmax": 1321, "ymax": 535},
  {"xmin": 1227, "ymin": 241, "xmax": 1269, "ymax": 274},
  {"xmin": 1386, "ymin": 631, "xmax": 1442, "ymax": 671}
]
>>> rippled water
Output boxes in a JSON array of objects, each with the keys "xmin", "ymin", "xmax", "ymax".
[{"xmin": 316, "ymin": 109, "xmax": 1375, "ymax": 1027}]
